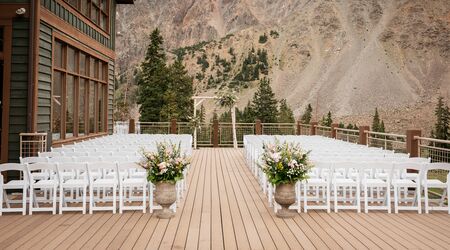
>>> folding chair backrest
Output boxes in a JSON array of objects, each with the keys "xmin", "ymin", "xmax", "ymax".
[
  {"xmin": 118, "ymin": 162, "xmax": 143, "ymax": 171},
  {"xmin": 425, "ymin": 163, "xmax": 450, "ymax": 183},
  {"xmin": 393, "ymin": 162, "xmax": 426, "ymax": 179},
  {"xmin": 87, "ymin": 161, "xmax": 118, "ymax": 181},
  {"xmin": 75, "ymin": 156, "xmax": 102, "ymax": 163},
  {"xmin": 56, "ymin": 162, "xmax": 88, "ymax": 182},
  {"xmin": 62, "ymin": 151, "xmax": 88, "ymax": 157},
  {"xmin": 0, "ymin": 163, "xmax": 28, "ymax": 183},
  {"xmin": 48, "ymin": 156, "xmax": 74, "ymax": 163},
  {"xmin": 38, "ymin": 151, "xmax": 62, "ymax": 157},
  {"xmin": 20, "ymin": 156, "xmax": 48, "ymax": 164},
  {"xmin": 332, "ymin": 162, "xmax": 361, "ymax": 178},
  {"xmin": 27, "ymin": 162, "xmax": 58, "ymax": 182},
  {"xmin": 363, "ymin": 162, "xmax": 393, "ymax": 180}
]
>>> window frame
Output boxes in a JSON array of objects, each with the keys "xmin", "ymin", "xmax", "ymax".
[
  {"xmin": 52, "ymin": 38, "xmax": 109, "ymax": 143},
  {"xmin": 63, "ymin": 0, "xmax": 110, "ymax": 33}
]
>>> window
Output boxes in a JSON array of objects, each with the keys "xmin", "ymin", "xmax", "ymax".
[
  {"xmin": 64, "ymin": 0, "xmax": 109, "ymax": 32},
  {"xmin": 52, "ymin": 40, "xmax": 108, "ymax": 141}
]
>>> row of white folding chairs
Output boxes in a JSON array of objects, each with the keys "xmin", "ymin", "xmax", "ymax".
[
  {"xmin": 260, "ymin": 161, "xmax": 450, "ymax": 214},
  {"xmin": 1, "ymin": 161, "xmax": 187, "ymax": 215}
]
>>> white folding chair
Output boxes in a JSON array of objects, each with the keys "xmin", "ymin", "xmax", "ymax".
[
  {"xmin": 57, "ymin": 162, "xmax": 88, "ymax": 214},
  {"xmin": 88, "ymin": 162, "xmax": 118, "ymax": 214},
  {"xmin": 361, "ymin": 162, "xmax": 393, "ymax": 213},
  {"xmin": 118, "ymin": 162, "xmax": 147, "ymax": 213},
  {"xmin": 392, "ymin": 162, "xmax": 424, "ymax": 213},
  {"xmin": 303, "ymin": 161, "xmax": 331, "ymax": 213},
  {"xmin": 423, "ymin": 163, "xmax": 450, "ymax": 214},
  {"xmin": 27, "ymin": 163, "xmax": 59, "ymax": 215},
  {"xmin": 0, "ymin": 163, "xmax": 28, "ymax": 215},
  {"xmin": 38, "ymin": 151, "xmax": 62, "ymax": 157},
  {"xmin": 20, "ymin": 156, "xmax": 50, "ymax": 181},
  {"xmin": 332, "ymin": 162, "xmax": 361, "ymax": 213}
]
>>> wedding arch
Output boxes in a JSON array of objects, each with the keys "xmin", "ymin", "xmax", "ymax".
[{"xmin": 192, "ymin": 92, "xmax": 238, "ymax": 149}]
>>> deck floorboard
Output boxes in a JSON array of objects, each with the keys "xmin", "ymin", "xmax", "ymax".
[{"xmin": 1, "ymin": 148, "xmax": 450, "ymax": 249}]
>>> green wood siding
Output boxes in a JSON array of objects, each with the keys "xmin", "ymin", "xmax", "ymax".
[
  {"xmin": 37, "ymin": 23, "xmax": 52, "ymax": 133},
  {"xmin": 108, "ymin": 61, "xmax": 114, "ymax": 134},
  {"xmin": 0, "ymin": 0, "xmax": 29, "ymax": 3},
  {"xmin": 8, "ymin": 19, "xmax": 29, "ymax": 162}
]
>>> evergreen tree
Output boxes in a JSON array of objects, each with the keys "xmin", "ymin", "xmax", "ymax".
[
  {"xmin": 240, "ymin": 101, "xmax": 255, "ymax": 123},
  {"xmin": 338, "ymin": 122, "xmax": 345, "ymax": 128},
  {"xmin": 432, "ymin": 97, "xmax": 450, "ymax": 144},
  {"xmin": 353, "ymin": 124, "xmax": 359, "ymax": 130},
  {"xmin": 372, "ymin": 108, "xmax": 381, "ymax": 132},
  {"xmin": 160, "ymin": 59, "xmax": 193, "ymax": 121},
  {"xmin": 346, "ymin": 124, "xmax": 354, "ymax": 130},
  {"xmin": 300, "ymin": 104, "xmax": 313, "ymax": 124},
  {"xmin": 321, "ymin": 111, "xmax": 333, "ymax": 127},
  {"xmin": 137, "ymin": 29, "xmax": 169, "ymax": 122},
  {"xmin": 380, "ymin": 121, "xmax": 386, "ymax": 133},
  {"xmin": 251, "ymin": 78, "xmax": 278, "ymax": 123},
  {"xmin": 278, "ymin": 99, "xmax": 295, "ymax": 123}
]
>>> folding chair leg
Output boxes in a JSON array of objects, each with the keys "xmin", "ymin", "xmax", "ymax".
[
  {"xmin": 394, "ymin": 186, "xmax": 398, "ymax": 214},
  {"xmin": 22, "ymin": 188, "xmax": 27, "ymax": 215},
  {"xmin": 334, "ymin": 184, "xmax": 338, "ymax": 213},
  {"xmin": 356, "ymin": 185, "xmax": 361, "ymax": 213},
  {"xmin": 29, "ymin": 187, "xmax": 34, "ymax": 215},
  {"xmin": 149, "ymin": 184, "xmax": 153, "ymax": 213},
  {"xmin": 59, "ymin": 187, "xmax": 64, "ymax": 214},
  {"xmin": 119, "ymin": 186, "xmax": 123, "ymax": 214},
  {"xmin": 89, "ymin": 187, "xmax": 94, "ymax": 214},
  {"xmin": 326, "ymin": 185, "xmax": 330, "ymax": 213},
  {"xmin": 303, "ymin": 184, "xmax": 308, "ymax": 213},
  {"xmin": 387, "ymin": 185, "xmax": 391, "ymax": 214},
  {"xmin": 143, "ymin": 184, "xmax": 147, "ymax": 214},
  {"xmin": 52, "ymin": 186, "xmax": 57, "ymax": 215},
  {"xmin": 4, "ymin": 190, "xmax": 10, "ymax": 209},
  {"xmin": 364, "ymin": 185, "xmax": 368, "ymax": 213},
  {"xmin": 0, "ymin": 188, "xmax": 2, "ymax": 216},
  {"xmin": 113, "ymin": 186, "xmax": 117, "ymax": 214},
  {"xmin": 417, "ymin": 185, "xmax": 422, "ymax": 214},
  {"xmin": 424, "ymin": 185, "xmax": 429, "ymax": 214}
]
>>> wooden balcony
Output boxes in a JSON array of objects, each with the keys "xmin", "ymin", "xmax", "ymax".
[{"xmin": 1, "ymin": 148, "xmax": 449, "ymax": 249}]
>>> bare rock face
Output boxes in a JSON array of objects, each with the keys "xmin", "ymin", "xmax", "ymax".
[{"xmin": 116, "ymin": 0, "xmax": 450, "ymax": 133}]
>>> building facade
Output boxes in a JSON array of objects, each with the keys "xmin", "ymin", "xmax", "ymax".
[{"xmin": 0, "ymin": 0, "xmax": 133, "ymax": 163}]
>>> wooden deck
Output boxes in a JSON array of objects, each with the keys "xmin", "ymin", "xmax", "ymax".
[{"xmin": 1, "ymin": 148, "xmax": 450, "ymax": 249}]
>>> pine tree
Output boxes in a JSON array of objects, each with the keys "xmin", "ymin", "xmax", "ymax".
[
  {"xmin": 251, "ymin": 78, "xmax": 278, "ymax": 123},
  {"xmin": 241, "ymin": 101, "xmax": 255, "ymax": 123},
  {"xmin": 346, "ymin": 124, "xmax": 354, "ymax": 130},
  {"xmin": 322, "ymin": 111, "xmax": 333, "ymax": 127},
  {"xmin": 432, "ymin": 97, "xmax": 450, "ymax": 144},
  {"xmin": 380, "ymin": 121, "xmax": 386, "ymax": 133},
  {"xmin": 137, "ymin": 29, "xmax": 169, "ymax": 122},
  {"xmin": 338, "ymin": 122, "xmax": 345, "ymax": 128},
  {"xmin": 160, "ymin": 59, "xmax": 193, "ymax": 121},
  {"xmin": 278, "ymin": 99, "xmax": 295, "ymax": 123},
  {"xmin": 300, "ymin": 104, "xmax": 313, "ymax": 124},
  {"xmin": 372, "ymin": 108, "xmax": 381, "ymax": 132}
]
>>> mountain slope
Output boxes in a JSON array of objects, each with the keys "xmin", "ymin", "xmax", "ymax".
[{"xmin": 116, "ymin": 0, "xmax": 450, "ymax": 133}]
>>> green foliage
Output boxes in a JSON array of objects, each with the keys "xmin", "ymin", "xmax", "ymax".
[
  {"xmin": 372, "ymin": 108, "xmax": 385, "ymax": 132},
  {"xmin": 196, "ymin": 54, "xmax": 209, "ymax": 72},
  {"xmin": 338, "ymin": 122, "xmax": 345, "ymax": 128},
  {"xmin": 432, "ymin": 97, "xmax": 450, "ymax": 147},
  {"xmin": 259, "ymin": 33, "xmax": 268, "ymax": 44},
  {"xmin": 137, "ymin": 29, "xmax": 169, "ymax": 122},
  {"xmin": 138, "ymin": 29, "xmax": 193, "ymax": 122},
  {"xmin": 320, "ymin": 111, "xmax": 333, "ymax": 127},
  {"xmin": 234, "ymin": 49, "xmax": 269, "ymax": 83},
  {"xmin": 300, "ymin": 104, "xmax": 313, "ymax": 124},
  {"xmin": 172, "ymin": 40, "xmax": 211, "ymax": 60},
  {"xmin": 270, "ymin": 30, "xmax": 279, "ymax": 39},
  {"xmin": 278, "ymin": 99, "xmax": 295, "ymax": 123},
  {"xmin": 160, "ymin": 60, "xmax": 194, "ymax": 122},
  {"xmin": 252, "ymin": 78, "xmax": 278, "ymax": 123},
  {"xmin": 199, "ymin": 104, "xmax": 206, "ymax": 123}
]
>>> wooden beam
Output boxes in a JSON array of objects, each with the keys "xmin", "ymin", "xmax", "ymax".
[
  {"xmin": 0, "ymin": 4, "xmax": 30, "ymax": 19},
  {"xmin": 0, "ymin": 21, "xmax": 12, "ymax": 163},
  {"xmin": 41, "ymin": 8, "xmax": 115, "ymax": 59}
]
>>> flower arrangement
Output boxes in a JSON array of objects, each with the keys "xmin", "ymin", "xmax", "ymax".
[
  {"xmin": 187, "ymin": 115, "xmax": 202, "ymax": 130},
  {"xmin": 139, "ymin": 142, "xmax": 190, "ymax": 184},
  {"xmin": 216, "ymin": 88, "xmax": 238, "ymax": 108},
  {"xmin": 260, "ymin": 140, "xmax": 313, "ymax": 185}
]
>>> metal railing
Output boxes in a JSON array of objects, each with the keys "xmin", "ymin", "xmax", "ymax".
[
  {"xmin": 315, "ymin": 125, "xmax": 332, "ymax": 138},
  {"xmin": 219, "ymin": 123, "xmax": 255, "ymax": 146},
  {"xmin": 137, "ymin": 122, "xmax": 170, "ymax": 134},
  {"xmin": 298, "ymin": 124, "xmax": 311, "ymax": 135},
  {"xmin": 20, "ymin": 133, "xmax": 47, "ymax": 158},
  {"xmin": 335, "ymin": 128, "xmax": 360, "ymax": 144},
  {"xmin": 261, "ymin": 123, "xmax": 296, "ymax": 135},
  {"xmin": 416, "ymin": 137, "xmax": 450, "ymax": 182},
  {"xmin": 366, "ymin": 131, "xmax": 407, "ymax": 153},
  {"xmin": 114, "ymin": 121, "xmax": 129, "ymax": 134}
]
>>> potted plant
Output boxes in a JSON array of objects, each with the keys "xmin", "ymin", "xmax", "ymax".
[
  {"xmin": 260, "ymin": 140, "xmax": 313, "ymax": 218},
  {"xmin": 140, "ymin": 142, "xmax": 190, "ymax": 218}
]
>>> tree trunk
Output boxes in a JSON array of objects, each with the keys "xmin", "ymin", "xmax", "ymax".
[{"xmin": 231, "ymin": 105, "xmax": 238, "ymax": 149}]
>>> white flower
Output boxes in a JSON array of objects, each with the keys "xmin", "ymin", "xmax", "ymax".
[
  {"xmin": 271, "ymin": 152, "xmax": 281, "ymax": 162},
  {"xmin": 288, "ymin": 159, "xmax": 298, "ymax": 168}
]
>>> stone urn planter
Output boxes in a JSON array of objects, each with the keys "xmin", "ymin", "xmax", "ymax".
[
  {"xmin": 274, "ymin": 183, "xmax": 296, "ymax": 218},
  {"xmin": 154, "ymin": 182, "xmax": 177, "ymax": 219}
]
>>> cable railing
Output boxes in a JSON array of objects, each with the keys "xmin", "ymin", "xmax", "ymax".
[
  {"xmin": 315, "ymin": 125, "xmax": 332, "ymax": 138},
  {"xmin": 261, "ymin": 123, "xmax": 296, "ymax": 135},
  {"xmin": 335, "ymin": 128, "xmax": 360, "ymax": 144},
  {"xmin": 298, "ymin": 124, "xmax": 311, "ymax": 135},
  {"xmin": 219, "ymin": 123, "xmax": 255, "ymax": 146},
  {"xmin": 416, "ymin": 136, "xmax": 450, "ymax": 185},
  {"xmin": 365, "ymin": 131, "xmax": 407, "ymax": 153},
  {"xmin": 137, "ymin": 122, "xmax": 171, "ymax": 134}
]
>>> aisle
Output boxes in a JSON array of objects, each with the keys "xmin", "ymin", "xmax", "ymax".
[{"xmin": 0, "ymin": 148, "xmax": 450, "ymax": 249}]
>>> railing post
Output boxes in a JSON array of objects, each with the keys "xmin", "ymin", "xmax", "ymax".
[
  {"xmin": 212, "ymin": 119, "xmax": 219, "ymax": 148},
  {"xmin": 128, "ymin": 119, "xmax": 135, "ymax": 134},
  {"xmin": 296, "ymin": 121, "xmax": 301, "ymax": 135},
  {"xmin": 358, "ymin": 126, "xmax": 369, "ymax": 145},
  {"xmin": 255, "ymin": 119, "xmax": 262, "ymax": 135},
  {"xmin": 406, "ymin": 129, "xmax": 421, "ymax": 157},
  {"xmin": 331, "ymin": 123, "xmax": 338, "ymax": 139},
  {"xmin": 170, "ymin": 118, "xmax": 177, "ymax": 134},
  {"xmin": 310, "ymin": 122, "xmax": 318, "ymax": 135}
]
